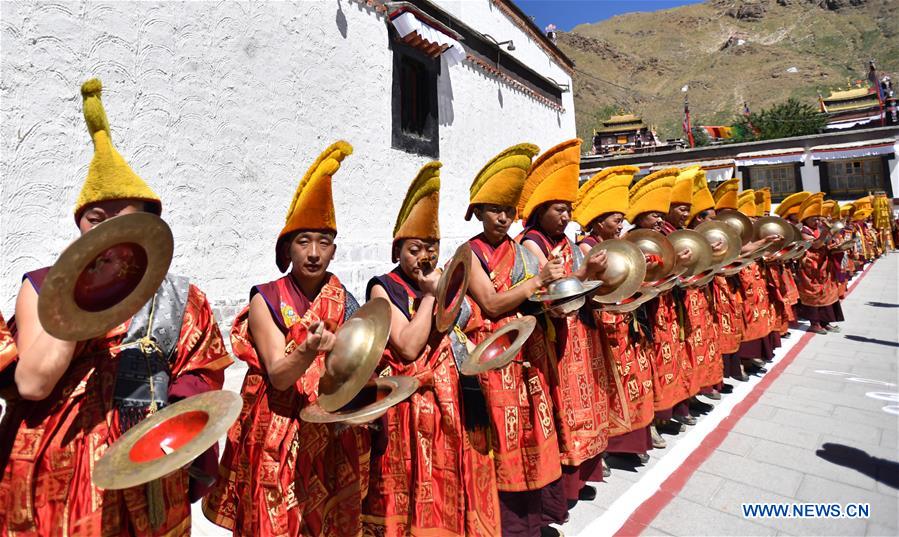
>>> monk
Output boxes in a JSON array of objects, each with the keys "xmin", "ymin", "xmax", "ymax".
[
  {"xmin": 516, "ymin": 140, "xmax": 609, "ymax": 517},
  {"xmin": 574, "ymin": 166, "xmax": 655, "ymax": 464},
  {"xmin": 204, "ymin": 142, "xmax": 370, "ymax": 537},
  {"xmin": 0, "ymin": 79, "xmax": 231, "ymax": 536},
  {"xmin": 464, "ymin": 144, "xmax": 569, "ymax": 537},
  {"xmin": 362, "ymin": 162, "xmax": 499, "ymax": 536},
  {"xmin": 795, "ymin": 194, "xmax": 844, "ymax": 335}
]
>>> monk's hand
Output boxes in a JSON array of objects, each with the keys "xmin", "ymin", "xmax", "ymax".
[
  {"xmin": 764, "ymin": 234, "xmax": 782, "ymax": 243},
  {"xmin": 418, "ymin": 268, "xmax": 441, "ymax": 296},
  {"xmin": 710, "ymin": 239, "xmax": 726, "ymax": 254},
  {"xmin": 303, "ymin": 321, "xmax": 336, "ymax": 355},
  {"xmin": 677, "ymin": 248, "xmax": 692, "ymax": 263},
  {"xmin": 644, "ymin": 253, "xmax": 662, "ymax": 270},
  {"xmin": 586, "ymin": 250, "xmax": 608, "ymax": 279},
  {"xmin": 537, "ymin": 257, "xmax": 565, "ymax": 287}
]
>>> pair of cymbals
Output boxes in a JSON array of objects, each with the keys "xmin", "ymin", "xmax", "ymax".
[
  {"xmin": 668, "ymin": 229, "xmax": 715, "ymax": 281},
  {"xmin": 626, "ymin": 229, "xmax": 676, "ymax": 282},
  {"xmin": 459, "ymin": 316, "xmax": 538, "ymax": 376},
  {"xmin": 435, "ymin": 243, "xmax": 472, "ymax": 333},
  {"xmin": 754, "ymin": 216, "xmax": 797, "ymax": 253},
  {"xmin": 598, "ymin": 284, "xmax": 660, "ymax": 313},
  {"xmin": 714, "ymin": 210, "xmax": 753, "ymax": 246},
  {"xmin": 529, "ymin": 276, "xmax": 603, "ymax": 313},
  {"xmin": 587, "ymin": 239, "xmax": 647, "ymax": 304}
]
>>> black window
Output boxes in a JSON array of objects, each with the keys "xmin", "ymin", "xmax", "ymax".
[{"xmin": 392, "ymin": 40, "xmax": 439, "ymax": 158}]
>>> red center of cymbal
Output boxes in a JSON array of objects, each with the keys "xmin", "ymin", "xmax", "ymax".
[
  {"xmin": 129, "ymin": 410, "xmax": 209, "ymax": 463},
  {"xmin": 480, "ymin": 330, "xmax": 516, "ymax": 364},
  {"xmin": 74, "ymin": 243, "xmax": 148, "ymax": 312}
]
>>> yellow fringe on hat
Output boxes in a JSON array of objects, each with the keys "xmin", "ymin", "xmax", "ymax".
[
  {"xmin": 573, "ymin": 165, "xmax": 638, "ymax": 227},
  {"xmin": 713, "ymin": 178, "xmax": 739, "ymax": 211},
  {"xmin": 755, "ymin": 188, "xmax": 772, "ymax": 215},
  {"xmin": 852, "ymin": 208, "xmax": 872, "ymax": 221},
  {"xmin": 774, "ymin": 191, "xmax": 810, "ymax": 218},
  {"xmin": 737, "ymin": 189, "xmax": 757, "ymax": 217},
  {"xmin": 687, "ymin": 169, "xmax": 715, "ymax": 224},
  {"xmin": 518, "ymin": 139, "xmax": 581, "ymax": 221},
  {"xmin": 467, "ymin": 143, "xmax": 539, "ymax": 220},
  {"xmin": 798, "ymin": 192, "xmax": 824, "ymax": 222},
  {"xmin": 625, "ymin": 168, "xmax": 677, "ymax": 222},
  {"xmin": 277, "ymin": 141, "xmax": 352, "ymax": 271},
  {"xmin": 74, "ymin": 79, "xmax": 161, "ymax": 218},
  {"xmin": 671, "ymin": 165, "xmax": 699, "ymax": 206},
  {"xmin": 394, "ymin": 161, "xmax": 441, "ymax": 241}
]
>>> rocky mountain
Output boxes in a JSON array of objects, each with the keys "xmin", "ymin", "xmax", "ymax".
[{"xmin": 555, "ymin": 0, "xmax": 897, "ymax": 143}]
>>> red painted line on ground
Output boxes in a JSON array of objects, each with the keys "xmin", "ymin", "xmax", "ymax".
[{"xmin": 614, "ymin": 261, "xmax": 877, "ymax": 537}]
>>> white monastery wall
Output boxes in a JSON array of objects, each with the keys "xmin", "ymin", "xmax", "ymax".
[{"xmin": 0, "ymin": 0, "xmax": 576, "ymax": 324}]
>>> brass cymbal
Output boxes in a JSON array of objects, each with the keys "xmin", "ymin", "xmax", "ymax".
[
  {"xmin": 460, "ymin": 316, "xmax": 537, "ymax": 376},
  {"xmin": 92, "ymin": 390, "xmax": 243, "ymax": 490},
  {"xmin": 714, "ymin": 210, "xmax": 753, "ymax": 246},
  {"xmin": 300, "ymin": 375, "xmax": 419, "ymax": 425},
  {"xmin": 39, "ymin": 213, "xmax": 174, "ymax": 341},
  {"xmin": 626, "ymin": 229, "xmax": 676, "ymax": 282},
  {"xmin": 316, "ymin": 297, "xmax": 391, "ymax": 413},
  {"xmin": 753, "ymin": 216, "xmax": 796, "ymax": 251},
  {"xmin": 435, "ymin": 243, "xmax": 472, "ymax": 333},
  {"xmin": 587, "ymin": 239, "xmax": 647, "ymax": 304},
  {"xmin": 596, "ymin": 284, "xmax": 660, "ymax": 313},
  {"xmin": 668, "ymin": 229, "xmax": 714, "ymax": 278},
  {"xmin": 695, "ymin": 221, "xmax": 741, "ymax": 268},
  {"xmin": 528, "ymin": 276, "xmax": 603, "ymax": 306}
]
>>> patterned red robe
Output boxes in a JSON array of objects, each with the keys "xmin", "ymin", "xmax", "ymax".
[
  {"xmin": 361, "ymin": 268, "xmax": 499, "ymax": 537},
  {"xmin": 648, "ymin": 291, "xmax": 690, "ymax": 411},
  {"xmin": 684, "ymin": 286, "xmax": 722, "ymax": 390},
  {"xmin": 203, "ymin": 274, "xmax": 370, "ymax": 537},
  {"xmin": 1, "ymin": 270, "xmax": 231, "ymax": 537},
  {"xmin": 712, "ymin": 276, "xmax": 742, "ymax": 355},
  {"xmin": 736, "ymin": 263, "xmax": 774, "ymax": 342}
]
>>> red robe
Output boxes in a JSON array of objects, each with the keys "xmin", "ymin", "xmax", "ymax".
[
  {"xmin": 648, "ymin": 292, "xmax": 690, "ymax": 411},
  {"xmin": 736, "ymin": 263, "xmax": 774, "ymax": 342},
  {"xmin": 797, "ymin": 228, "xmax": 840, "ymax": 308},
  {"xmin": 1, "ymin": 271, "xmax": 230, "ymax": 537},
  {"xmin": 683, "ymin": 286, "xmax": 722, "ymax": 390},
  {"xmin": 712, "ymin": 276, "xmax": 742, "ymax": 355},
  {"xmin": 361, "ymin": 269, "xmax": 499, "ymax": 537},
  {"xmin": 204, "ymin": 274, "xmax": 370, "ymax": 537}
]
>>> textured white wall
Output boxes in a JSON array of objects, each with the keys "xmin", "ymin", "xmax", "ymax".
[{"xmin": 0, "ymin": 0, "xmax": 576, "ymax": 322}]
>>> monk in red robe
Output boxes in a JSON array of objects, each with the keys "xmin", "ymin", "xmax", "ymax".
[
  {"xmin": 0, "ymin": 79, "xmax": 231, "ymax": 536},
  {"xmin": 795, "ymin": 194, "xmax": 844, "ymax": 335},
  {"xmin": 362, "ymin": 163, "xmax": 499, "ymax": 536},
  {"xmin": 204, "ymin": 142, "xmax": 370, "ymax": 537}
]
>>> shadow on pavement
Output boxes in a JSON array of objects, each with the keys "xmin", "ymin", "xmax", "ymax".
[
  {"xmin": 815, "ymin": 443, "xmax": 899, "ymax": 490},
  {"xmin": 865, "ymin": 301, "xmax": 899, "ymax": 308},
  {"xmin": 843, "ymin": 334, "xmax": 899, "ymax": 348}
]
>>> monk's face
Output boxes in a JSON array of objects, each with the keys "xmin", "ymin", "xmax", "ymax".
[
  {"xmin": 690, "ymin": 208, "xmax": 716, "ymax": 227},
  {"xmin": 666, "ymin": 203, "xmax": 691, "ymax": 229},
  {"xmin": 591, "ymin": 212, "xmax": 624, "ymax": 240},
  {"xmin": 635, "ymin": 211, "xmax": 665, "ymax": 232},
  {"xmin": 537, "ymin": 202, "xmax": 571, "ymax": 237},
  {"xmin": 397, "ymin": 238, "xmax": 439, "ymax": 279},
  {"xmin": 786, "ymin": 215, "xmax": 799, "ymax": 225},
  {"xmin": 77, "ymin": 199, "xmax": 147, "ymax": 234},
  {"xmin": 474, "ymin": 204, "xmax": 515, "ymax": 244},
  {"xmin": 287, "ymin": 231, "xmax": 336, "ymax": 281}
]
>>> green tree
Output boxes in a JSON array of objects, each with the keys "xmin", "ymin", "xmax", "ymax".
[
  {"xmin": 691, "ymin": 125, "xmax": 711, "ymax": 147},
  {"xmin": 732, "ymin": 98, "xmax": 826, "ymax": 141}
]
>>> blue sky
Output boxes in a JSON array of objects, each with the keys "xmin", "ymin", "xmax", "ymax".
[{"xmin": 516, "ymin": 0, "xmax": 704, "ymax": 32}]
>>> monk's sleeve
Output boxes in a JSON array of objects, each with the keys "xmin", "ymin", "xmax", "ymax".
[{"xmin": 168, "ymin": 284, "xmax": 234, "ymax": 501}]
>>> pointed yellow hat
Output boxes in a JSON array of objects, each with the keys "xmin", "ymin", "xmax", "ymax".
[
  {"xmin": 687, "ymin": 169, "xmax": 715, "ymax": 224},
  {"xmin": 755, "ymin": 188, "xmax": 772, "ymax": 215},
  {"xmin": 625, "ymin": 168, "xmax": 678, "ymax": 222},
  {"xmin": 798, "ymin": 192, "xmax": 824, "ymax": 222},
  {"xmin": 840, "ymin": 204, "xmax": 855, "ymax": 219},
  {"xmin": 852, "ymin": 196, "xmax": 873, "ymax": 211},
  {"xmin": 670, "ymin": 166, "xmax": 699, "ymax": 206},
  {"xmin": 467, "ymin": 143, "xmax": 540, "ymax": 220},
  {"xmin": 830, "ymin": 200, "xmax": 842, "ymax": 219},
  {"xmin": 822, "ymin": 200, "xmax": 838, "ymax": 219},
  {"xmin": 394, "ymin": 161, "xmax": 441, "ymax": 244},
  {"xmin": 518, "ymin": 139, "xmax": 581, "ymax": 221},
  {"xmin": 75, "ymin": 79, "xmax": 161, "ymax": 219},
  {"xmin": 852, "ymin": 208, "xmax": 872, "ymax": 221},
  {"xmin": 737, "ymin": 189, "xmax": 757, "ymax": 217},
  {"xmin": 774, "ymin": 191, "xmax": 810, "ymax": 218},
  {"xmin": 277, "ymin": 140, "xmax": 352, "ymax": 271},
  {"xmin": 573, "ymin": 165, "xmax": 638, "ymax": 227},
  {"xmin": 713, "ymin": 178, "xmax": 739, "ymax": 210}
]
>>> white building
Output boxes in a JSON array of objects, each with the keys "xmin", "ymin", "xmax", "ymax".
[{"xmin": 1, "ymin": 0, "xmax": 576, "ymax": 321}]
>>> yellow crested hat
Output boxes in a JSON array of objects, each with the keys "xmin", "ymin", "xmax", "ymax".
[
  {"xmin": 755, "ymin": 188, "xmax": 772, "ymax": 215},
  {"xmin": 831, "ymin": 200, "xmax": 842, "ymax": 218},
  {"xmin": 713, "ymin": 178, "xmax": 739, "ymax": 210},
  {"xmin": 277, "ymin": 140, "xmax": 352, "ymax": 271},
  {"xmin": 394, "ymin": 161, "xmax": 441, "ymax": 246},
  {"xmin": 625, "ymin": 168, "xmax": 678, "ymax": 222},
  {"xmin": 798, "ymin": 192, "xmax": 824, "ymax": 222},
  {"xmin": 840, "ymin": 204, "xmax": 855, "ymax": 218},
  {"xmin": 75, "ymin": 79, "xmax": 161, "ymax": 219},
  {"xmin": 852, "ymin": 196, "xmax": 873, "ymax": 211},
  {"xmin": 467, "ymin": 143, "xmax": 539, "ymax": 220},
  {"xmin": 822, "ymin": 200, "xmax": 838, "ymax": 219},
  {"xmin": 670, "ymin": 165, "xmax": 699, "ymax": 206},
  {"xmin": 737, "ymin": 189, "xmax": 757, "ymax": 217},
  {"xmin": 687, "ymin": 168, "xmax": 715, "ymax": 223},
  {"xmin": 852, "ymin": 208, "xmax": 872, "ymax": 221},
  {"xmin": 573, "ymin": 165, "xmax": 638, "ymax": 227},
  {"xmin": 774, "ymin": 191, "xmax": 810, "ymax": 218},
  {"xmin": 518, "ymin": 139, "xmax": 581, "ymax": 222}
]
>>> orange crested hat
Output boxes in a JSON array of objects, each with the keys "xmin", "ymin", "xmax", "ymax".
[
  {"xmin": 822, "ymin": 199, "xmax": 837, "ymax": 219},
  {"xmin": 737, "ymin": 189, "xmax": 757, "ymax": 217},
  {"xmin": 687, "ymin": 168, "xmax": 715, "ymax": 224},
  {"xmin": 670, "ymin": 165, "xmax": 699, "ymax": 206},
  {"xmin": 518, "ymin": 139, "xmax": 581, "ymax": 221},
  {"xmin": 625, "ymin": 168, "xmax": 678, "ymax": 222},
  {"xmin": 798, "ymin": 192, "xmax": 824, "ymax": 222},
  {"xmin": 277, "ymin": 140, "xmax": 352, "ymax": 272},
  {"xmin": 840, "ymin": 204, "xmax": 855, "ymax": 218},
  {"xmin": 467, "ymin": 143, "xmax": 540, "ymax": 220},
  {"xmin": 394, "ymin": 161, "xmax": 441, "ymax": 245},
  {"xmin": 852, "ymin": 196, "xmax": 873, "ymax": 211},
  {"xmin": 852, "ymin": 207, "xmax": 872, "ymax": 221},
  {"xmin": 573, "ymin": 165, "xmax": 638, "ymax": 227},
  {"xmin": 713, "ymin": 178, "xmax": 739, "ymax": 210},
  {"xmin": 75, "ymin": 79, "xmax": 162, "ymax": 220},
  {"xmin": 774, "ymin": 191, "xmax": 810, "ymax": 218},
  {"xmin": 755, "ymin": 188, "xmax": 772, "ymax": 215}
]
